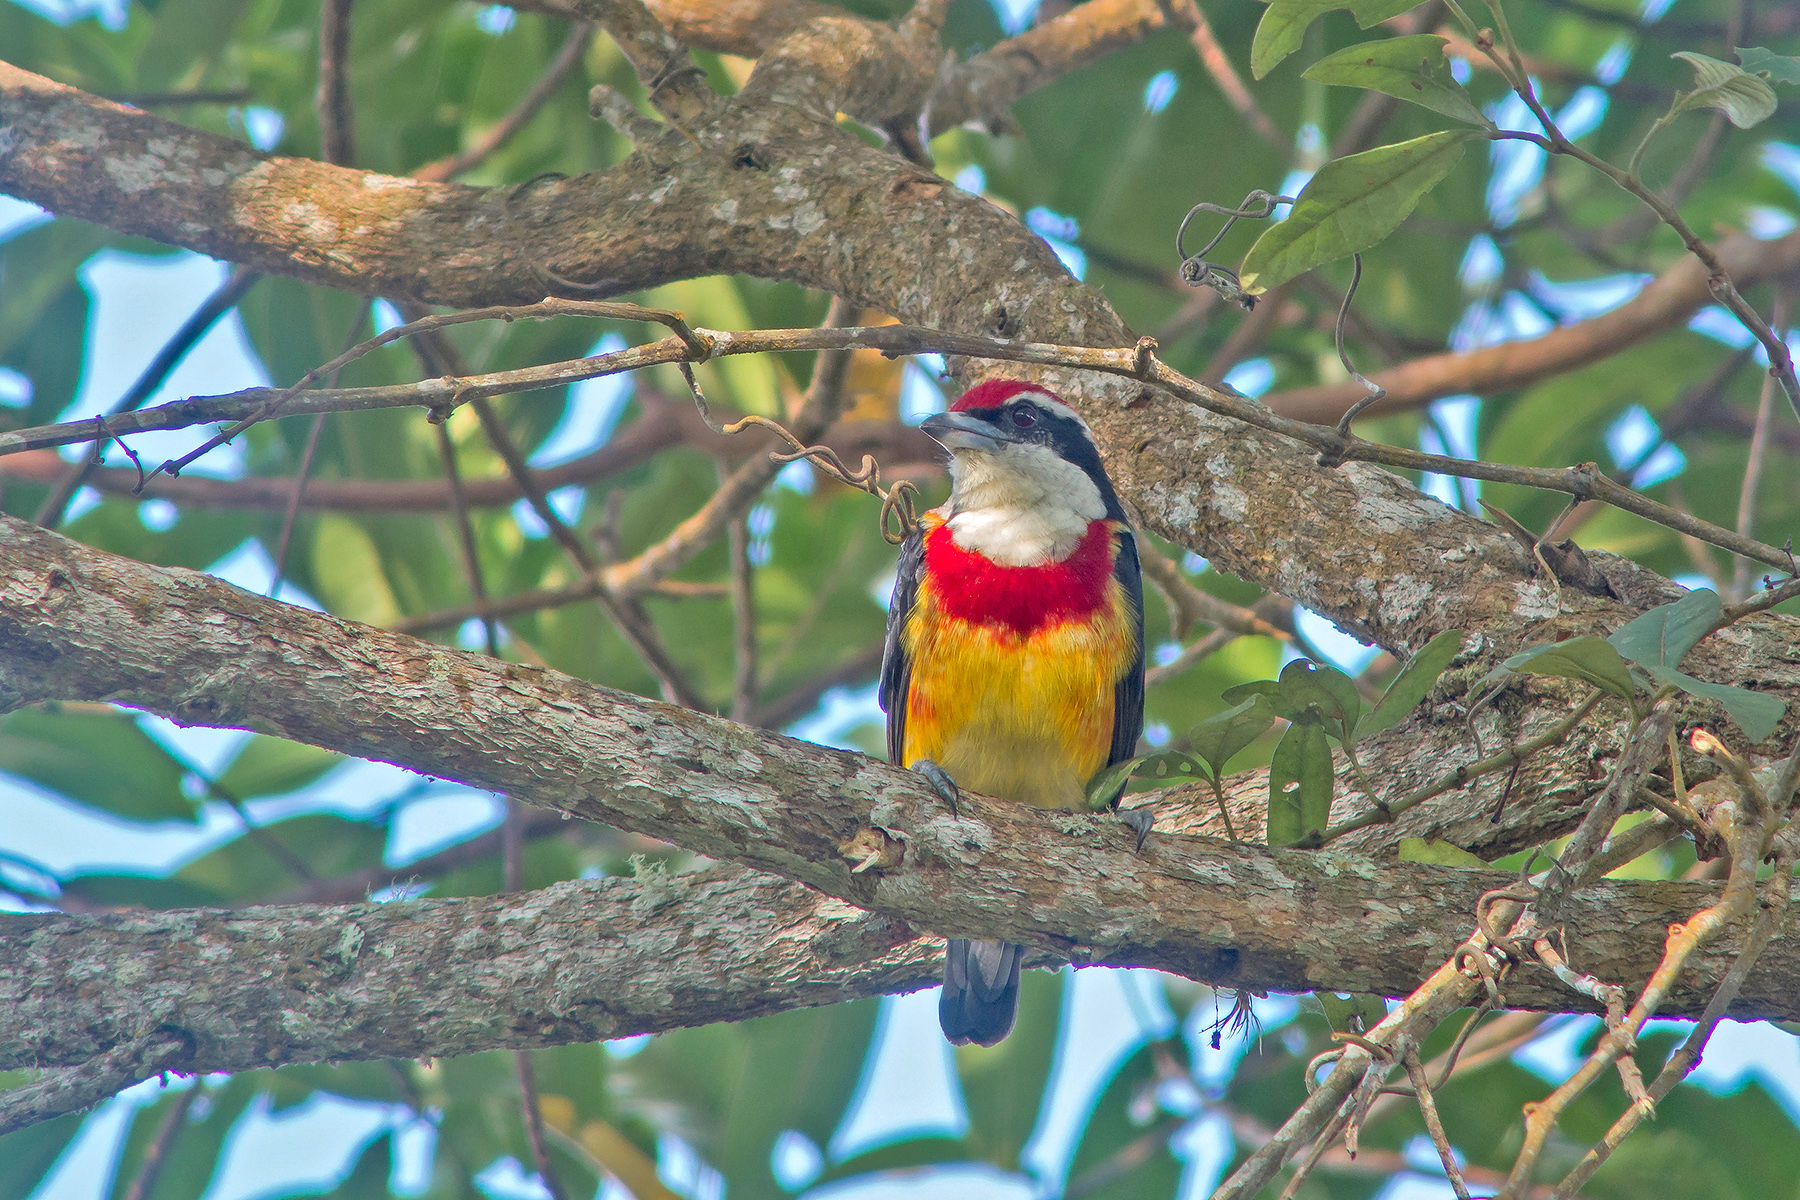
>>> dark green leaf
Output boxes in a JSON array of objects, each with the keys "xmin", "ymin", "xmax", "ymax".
[
  {"xmin": 1240, "ymin": 131, "xmax": 1474, "ymax": 291},
  {"xmin": 1501, "ymin": 637, "xmax": 1638, "ymax": 700},
  {"xmin": 1133, "ymin": 750, "xmax": 1210, "ymax": 782},
  {"xmin": 1267, "ymin": 720, "xmax": 1333, "ymax": 847},
  {"xmin": 1219, "ymin": 679, "xmax": 1283, "ymax": 711},
  {"xmin": 1607, "ymin": 589, "xmax": 1720, "ymax": 669},
  {"xmin": 1736, "ymin": 46, "xmax": 1800, "ymax": 84},
  {"xmin": 1670, "ymin": 52, "xmax": 1778, "ymax": 129},
  {"xmin": 1276, "ymin": 658, "xmax": 1362, "ymax": 744},
  {"xmin": 1356, "ymin": 628, "xmax": 1464, "ymax": 741},
  {"xmin": 1303, "ymin": 35, "xmax": 1489, "ymax": 125},
  {"xmin": 1188, "ymin": 694, "xmax": 1280, "ymax": 777},
  {"xmin": 1642, "ymin": 665, "xmax": 1787, "ymax": 744},
  {"xmin": 1249, "ymin": 0, "xmax": 1423, "ymax": 78},
  {"xmin": 1397, "ymin": 837, "xmax": 1490, "ymax": 868},
  {"xmin": 1085, "ymin": 757, "xmax": 1145, "ymax": 808}
]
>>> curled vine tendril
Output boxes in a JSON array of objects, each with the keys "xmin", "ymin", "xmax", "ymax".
[{"xmin": 680, "ymin": 362, "xmax": 921, "ymax": 544}]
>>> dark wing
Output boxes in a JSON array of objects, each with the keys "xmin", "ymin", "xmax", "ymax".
[
  {"xmin": 879, "ymin": 525, "xmax": 927, "ymax": 766},
  {"xmin": 1109, "ymin": 526, "xmax": 1147, "ymax": 767}
]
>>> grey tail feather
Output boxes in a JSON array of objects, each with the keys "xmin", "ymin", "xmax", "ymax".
[{"xmin": 940, "ymin": 938, "xmax": 1022, "ymax": 1047}]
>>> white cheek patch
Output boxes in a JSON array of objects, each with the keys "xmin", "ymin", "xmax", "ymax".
[{"xmin": 945, "ymin": 444, "xmax": 1106, "ymax": 567}]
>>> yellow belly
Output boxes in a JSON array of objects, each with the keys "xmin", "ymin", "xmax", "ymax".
[{"xmin": 902, "ymin": 598, "xmax": 1134, "ymax": 810}]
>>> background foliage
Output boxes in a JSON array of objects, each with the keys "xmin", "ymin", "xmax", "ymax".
[{"xmin": 3, "ymin": 0, "xmax": 1799, "ymax": 1196}]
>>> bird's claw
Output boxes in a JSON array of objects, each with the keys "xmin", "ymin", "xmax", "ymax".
[
  {"xmin": 910, "ymin": 759, "xmax": 961, "ymax": 816},
  {"xmin": 1118, "ymin": 805, "xmax": 1154, "ymax": 853}
]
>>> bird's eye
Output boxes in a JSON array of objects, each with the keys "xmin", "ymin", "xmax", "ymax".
[{"xmin": 1009, "ymin": 406, "xmax": 1037, "ymax": 429}]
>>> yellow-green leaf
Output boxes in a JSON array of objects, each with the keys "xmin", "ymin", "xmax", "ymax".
[
  {"xmin": 1398, "ymin": 837, "xmax": 1490, "ymax": 869},
  {"xmin": 1670, "ymin": 52, "xmax": 1778, "ymax": 129}
]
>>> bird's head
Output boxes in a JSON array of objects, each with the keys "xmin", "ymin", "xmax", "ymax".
[
  {"xmin": 919, "ymin": 380, "xmax": 1127, "ymax": 563},
  {"xmin": 921, "ymin": 380, "xmax": 1125, "ymax": 517}
]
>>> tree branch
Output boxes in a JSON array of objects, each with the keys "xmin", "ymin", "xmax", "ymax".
[
  {"xmin": 1263, "ymin": 224, "xmax": 1800, "ymax": 424},
  {"xmin": 4, "ymin": 512, "xmax": 1800, "ymax": 1072}
]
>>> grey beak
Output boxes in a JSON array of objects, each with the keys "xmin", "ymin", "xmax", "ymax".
[{"xmin": 919, "ymin": 411, "xmax": 1014, "ymax": 454}]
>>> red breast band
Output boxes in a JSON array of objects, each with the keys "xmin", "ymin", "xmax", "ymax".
[{"xmin": 922, "ymin": 519, "xmax": 1114, "ymax": 634}]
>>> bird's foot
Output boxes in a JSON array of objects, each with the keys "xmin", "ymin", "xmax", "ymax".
[
  {"xmin": 1117, "ymin": 805, "xmax": 1155, "ymax": 853},
  {"xmin": 910, "ymin": 759, "xmax": 961, "ymax": 816}
]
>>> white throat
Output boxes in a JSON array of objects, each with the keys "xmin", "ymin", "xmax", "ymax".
[{"xmin": 943, "ymin": 444, "xmax": 1106, "ymax": 567}]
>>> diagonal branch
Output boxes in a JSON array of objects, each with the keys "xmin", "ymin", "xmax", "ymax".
[
  {"xmin": 4, "ymin": 511, "xmax": 1799, "ymax": 1045},
  {"xmin": 1264, "ymin": 224, "xmax": 1800, "ymax": 424}
]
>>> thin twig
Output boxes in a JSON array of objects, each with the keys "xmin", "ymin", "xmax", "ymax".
[
  {"xmin": 121, "ymin": 1083, "xmax": 202, "ymax": 1200},
  {"xmin": 1733, "ymin": 287, "xmax": 1789, "ymax": 600},
  {"xmin": 272, "ymin": 306, "xmax": 368, "ymax": 595},
  {"xmin": 435, "ymin": 420, "xmax": 500, "ymax": 658},
  {"xmin": 1313, "ymin": 692, "xmax": 1606, "ymax": 845},
  {"xmin": 1403, "ymin": 1046, "xmax": 1473, "ymax": 1200},
  {"xmin": 468, "ymin": 387, "xmax": 703, "ymax": 709},
  {"xmin": 316, "ymin": 0, "xmax": 356, "ymax": 166},
  {"xmin": 270, "ymin": 414, "xmax": 329, "ymax": 596},
  {"xmin": 33, "ymin": 267, "xmax": 259, "ymax": 527},
  {"xmin": 514, "ymin": 1050, "xmax": 572, "ymax": 1200},
  {"xmin": 1184, "ymin": 5, "xmax": 1286, "ymax": 153},
  {"xmin": 727, "ymin": 507, "xmax": 757, "ymax": 723},
  {"xmin": 8, "ymin": 316, "xmax": 1790, "ymax": 570}
]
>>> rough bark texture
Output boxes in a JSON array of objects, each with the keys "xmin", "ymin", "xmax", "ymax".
[
  {"xmin": 3, "ymin": 513, "xmax": 1798, "ymax": 1063},
  {"xmin": 6, "ymin": 59, "xmax": 1797, "ymax": 727},
  {"xmin": 4, "ymin": 0, "xmax": 1800, "ymax": 1097},
  {"xmin": 3, "ymin": 869, "xmax": 937, "ymax": 1075},
  {"xmin": 7, "ymin": 857, "xmax": 1799, "ymax": 1086}
]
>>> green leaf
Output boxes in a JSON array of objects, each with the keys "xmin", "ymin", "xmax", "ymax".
[
  {"xmin": 1267, "ymin": 719, "xmax": 1334, "ymax": 847},
  {"xmin": 1315, "ymin": 991, "xmax": 1390, "ymax": 1032},
  {"xmin": 1249, "ymin": 0, "xmax": 1423, "ymax": 79},
  {"xmin": 1219, "ymin": 679, "xmax": 1283, "ymax": 710},
  {"xmin": 1357, "ymin": 629, "xmax": 1464, "ymax": 741},
  {"xmin": 1642, "ymin": 665, "xmax": 1787, "ymax": 744},
  {"xmin": 1736, "ymin": 46, "xmax": 1800, "ymax": 85},
  {"xmin": 1085, "ymin": 757, "xmax": 1144, "ymax": 808},
  {"xmin": 1398, "ymin": 837, "xmax": 1491, "ymax": 869},
  {"xmin": 0, "ymin": 707, "xmax": 197, "ymax": 822},
  {"xmin": 1501, "ymin": 637, "xmax": 1638, "ymax": 700},
  {"xmin": 1303, "ymin": 35, "xmax": 1489, "ymax": 126},
  {"xmin": 1133, "ymin": 750, "xmax": 1210, "ymax": 782},
  {"xmin": 216, "ymin": 735, "xmax": 345, "ymax": 800},
  {"xmin": 1188, "ymin": 695, "xmax": 1279, "ymax": 779},
  {"xmin": 1669, "ymin": 52, "xmax": 1778, "ymax": 129},
  {"xmin": 1239, "ymin": 131, "xmax": 1473, "ymax": 292},
  {"xmin": 1085, "ymin": 750, "xmax": 1210, "ymax": 808},
  {"xmin": 1607, "ymin": 589, "xmax": 1720, "ymax": 669},
  {"xmin": 1276, "ymin": 658, "xmax": 1362, "ymax": 745}
]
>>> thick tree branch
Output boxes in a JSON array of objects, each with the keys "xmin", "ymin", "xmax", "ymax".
[
  {"xmin": 0, "ymin": 869, "xmax": 940, "ymax": 1128},
  {"xmin": 6, "ymin": 56, "xmax": 1798, "ymax": 855},
  {"xmin": 3, "ymin": 513, "xmax": 1800, "ymax": 1059}
]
